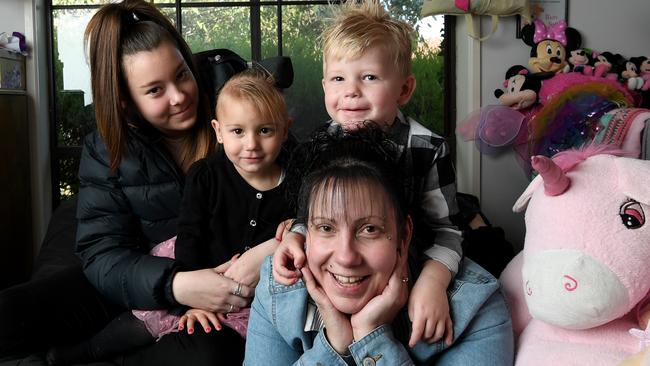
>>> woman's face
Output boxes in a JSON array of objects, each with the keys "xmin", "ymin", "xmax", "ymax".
[
  {"xmin": 305, "ymin": 181, "xmax": 408, "ymax": 314},
  {"xmin": 122, "ymin": 41, "xmax": 199, "ymax": 137}
]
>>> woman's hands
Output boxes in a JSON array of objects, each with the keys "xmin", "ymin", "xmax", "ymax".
[
  {"xmin": 172, "ymin": 239, "xmax": 278, "ymax": 313},
  {"xmin": 300, "ymin": 250, "xmax": 409, "ymax": 355},
  {"xmin": 301, "ymin": 267, "xmax": 353, "ymax": 355},
  {"xmin": 171, "ymin": 262, "xmax": 253, "ymax": 313},
  {"xmin": 351, "ymin": 248, "xmax": 409, "ymax": 341}
]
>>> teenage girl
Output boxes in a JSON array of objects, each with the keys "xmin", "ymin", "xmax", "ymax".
[
  {"xmin": 0, "ymin": 1, "xmax": 245, "ymax": 365},
  {"xmin": 46, "ymin": 68, "xmax": 295, "ymax": 365}
]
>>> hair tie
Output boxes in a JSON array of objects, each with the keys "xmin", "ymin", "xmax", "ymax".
[{"xmin": 121, "ymin": 10, "xmax": 147, "ymax": 29}]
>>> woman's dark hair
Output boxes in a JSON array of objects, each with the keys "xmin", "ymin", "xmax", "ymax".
[
  {"xmin": 287, "ymin": 125, "xmax": 408, "ymax": 233},
  {"xmin": 84, "ymin": 0, "xmax": 213, "ymax": 172}
]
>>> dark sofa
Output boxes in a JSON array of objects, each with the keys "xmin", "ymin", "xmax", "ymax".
[
  {"xmin": 0, "ymin": 197, "xmax": 116, "ymax": 366},
  {"xmin": 31, "ymin": 197, "xmax": 81, "ymax": 282}
]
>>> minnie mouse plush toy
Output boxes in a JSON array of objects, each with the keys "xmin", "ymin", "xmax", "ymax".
[
  {"xmin": 494, "ymin": 65, "xmax": 554, "ymax": 110},
  {"xmin": 592, "ymin": 51, "xmax": 613, "ymax": 78},
  {"xmin": 630, "ymin": 56, "xmax": 650, "ymax": 91},
  {"xmin": 616, "ymin": 56, "xmax": 645, "ymax": 90},
  {"xmin": 630, "ymin": 56, "xmax": 650, "ymax": 108},
  {"xmin": 564, "ymin": 48, "xmax": 594, "ymax": 75},
  {"xmin": 521, "ymin": 19, "xmax": 582, "ymax": 74}
]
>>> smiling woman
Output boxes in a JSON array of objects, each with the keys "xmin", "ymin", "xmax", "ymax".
[{"xmin": 244, "ymin": 129, "xmax": 514, "ymax": 365}]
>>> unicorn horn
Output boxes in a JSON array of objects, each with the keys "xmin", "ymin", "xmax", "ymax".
[{"xmin": 531, "ymin": 155, "xmax": 570, "ymax": 196}]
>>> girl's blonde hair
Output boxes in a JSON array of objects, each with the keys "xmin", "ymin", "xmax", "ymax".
[
  {"xmin": 320, "ymin": 0, "xmax": 414, "ymax": 76},
  {"xmin": 216, "ymin": 68, "xmax": 290, "ymax": 129}
]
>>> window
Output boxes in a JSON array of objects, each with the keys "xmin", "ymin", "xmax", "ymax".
[{"xmin": 49, "ymin": 0, "xmax": 454, "ymax": 206}]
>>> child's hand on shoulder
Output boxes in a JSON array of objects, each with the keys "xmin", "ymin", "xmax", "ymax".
[
  {"xmin": 407, "ymin": 260, "xmax": 454, "ymax": 348},
  {"xmin": 179, "ymin": 308, "xmax": 222, "ymax": 334},
  {"xmin": 272, "ymin": 219, "xmax": 307, "ymax": 285}
]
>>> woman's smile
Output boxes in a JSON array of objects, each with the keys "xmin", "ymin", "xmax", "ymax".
[{"xmin": 331, "ymin": 273, "xmax": 366, "ymax": 285}]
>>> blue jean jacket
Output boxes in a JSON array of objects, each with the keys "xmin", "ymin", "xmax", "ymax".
[{"xmin": 244, "ymin": 256, "xmax": 514, "ymax": 365}]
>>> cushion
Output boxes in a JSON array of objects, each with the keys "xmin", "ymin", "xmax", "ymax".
[{"xmin": 31, "ymin": 197, "xmax": 81, "ymax": 281}]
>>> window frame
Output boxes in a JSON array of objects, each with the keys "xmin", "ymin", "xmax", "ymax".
[{"xmin": 46, "ymin": 0, "xmax": 455, "ymax": 207}]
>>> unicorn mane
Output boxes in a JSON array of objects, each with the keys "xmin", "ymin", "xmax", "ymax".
[{"xmin": 552, "ymin": 144, "xmax": 632, "ymax": 173}]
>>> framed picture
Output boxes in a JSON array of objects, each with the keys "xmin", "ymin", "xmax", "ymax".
[{"xmin": 516, "ymin": 0, "xmax": 569, "ymax": 38}]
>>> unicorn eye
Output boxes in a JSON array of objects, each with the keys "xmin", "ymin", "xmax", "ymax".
[{"xmin": 619, "ymin": 200, "xmax": 645, "ymax": 229}]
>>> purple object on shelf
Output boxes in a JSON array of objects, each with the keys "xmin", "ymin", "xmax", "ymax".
[{"xmin": 12, "ymin": 32, "xmax": 26, "ymax": 52}]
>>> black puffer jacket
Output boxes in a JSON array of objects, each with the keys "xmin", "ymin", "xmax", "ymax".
[{"xmin": 76, "ymin": 126, "xmax": 185, "ymax": 310}]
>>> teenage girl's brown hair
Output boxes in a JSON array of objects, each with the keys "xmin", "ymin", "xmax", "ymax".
[{"xmin": 84, "ymin": 0, "xmax": 213, "ymax": 172}]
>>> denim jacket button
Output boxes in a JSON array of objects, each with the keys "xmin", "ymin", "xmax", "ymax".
[{"xmin": 362, "ymin": 357, "xmax": 376, "ymax": 366}]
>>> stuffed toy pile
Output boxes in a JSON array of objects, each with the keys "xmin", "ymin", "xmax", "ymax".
[
  {"xmin": 457, "ymin": 18, "xmax": 650, "ymax": 177},
  {"xmin": 500, "ymin": 146, "xmax": 650, "ymax": 365}
]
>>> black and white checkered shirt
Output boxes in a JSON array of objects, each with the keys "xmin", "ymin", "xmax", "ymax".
[{"xmin": 325, "ymin": 111, "xmax": 462, "ymax": 274}]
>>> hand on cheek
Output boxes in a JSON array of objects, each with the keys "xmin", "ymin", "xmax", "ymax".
[
  {"xmin": 301, "ymin": 267, "xmax": 353, "ymax": 355},
  {"xmin": 351, "ymin": 249, "xmax": 409, "ymax": 341}
]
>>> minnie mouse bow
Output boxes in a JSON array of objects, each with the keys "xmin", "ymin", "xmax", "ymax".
[
  {"xmin": 194, "ymin": 48, "xmax": 294, "ymax": 109},
  {"xmin": 533, "ymin": 19, "xmax": 567, "ymax": 46}
]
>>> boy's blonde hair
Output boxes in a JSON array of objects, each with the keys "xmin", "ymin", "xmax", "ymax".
[
  {"xmin": 321, "ymin": 0, "xmax": 414, "ymax": 76},
  {"xmin": 216, "ymin": 68, "xmax": 290, "ymax": 129}
]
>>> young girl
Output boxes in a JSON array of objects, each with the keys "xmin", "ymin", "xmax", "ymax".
[
  {"xmin": 173, "ymin": 67, "xmax": 295, "ymax": 331},
  {"xmin": 46, "ymin": 67, "xmax": 295, "ymax": 365}
]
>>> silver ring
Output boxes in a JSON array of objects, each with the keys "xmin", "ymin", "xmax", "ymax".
[
  {"xmin": 401, "ymin": 277, "xmax": 409, "ymax": 284},
  {"xmin": 233, "ymin": 283, "xmax": 242, "ymax": 296},
  {"xmin": 228, "ymin": 304, "xmax": 234, "ymax": 313}
]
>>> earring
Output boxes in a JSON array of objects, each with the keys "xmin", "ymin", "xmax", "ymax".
[{"xmin": 386, "ymin": 235, "xmax": 392, "ymax": 240}]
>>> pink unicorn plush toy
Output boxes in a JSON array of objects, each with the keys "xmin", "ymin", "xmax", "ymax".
[{"xmin": 500, "ymin": 145, "xmax": 650, "ymax": 365}]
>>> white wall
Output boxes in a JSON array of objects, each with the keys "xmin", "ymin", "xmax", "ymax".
[
  {"xmin": 468, "ymin": 0, "xmax": 650, "ymax": 249},
  {"xmin": 1, "ymin": 0, "xmax": 51, "ymax": 254},
  {"xmin": 0, "ymin": 0, "xmax": 26, "ymax": 35}
]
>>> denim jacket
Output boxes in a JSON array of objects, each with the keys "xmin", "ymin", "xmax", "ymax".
[{"xmin": 244, "ymin": 257, "xmax": 514, "ymax": 366}]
